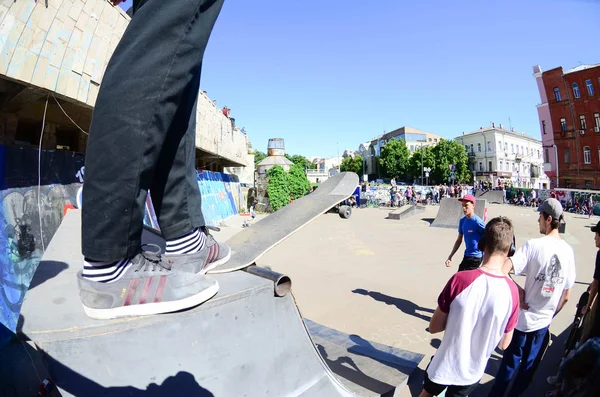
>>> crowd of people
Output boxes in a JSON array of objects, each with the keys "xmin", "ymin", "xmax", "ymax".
[{"xmin": 418, "ymin": 194, "xmax": 600, "ymax": 397}]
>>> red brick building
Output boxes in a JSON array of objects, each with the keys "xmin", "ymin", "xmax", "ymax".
[{"xmin": 541, "ymin": 64, "xmax": 600, "ymax": 189}]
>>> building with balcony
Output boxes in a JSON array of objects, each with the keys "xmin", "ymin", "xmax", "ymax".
[
  {"xmin": 534, "ymin": 63, "xmax": 600, "ymax": 189},
  {"xmin": 454, "ymin": 125, "xmax": 549, "ymax": 188}
]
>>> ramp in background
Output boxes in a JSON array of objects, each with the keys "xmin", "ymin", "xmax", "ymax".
[
  {"xmin": 388, "ymin": 205, "xmax": 426, "ymax": 220},
  {"xmin": 430, "ymin": 198, "xmax": 487, "ymax": 229},
  {"xmin": 474, "ymin": 190, "xmax": 504, "ymax": 204},
  {"xmin": 15, "ymin": 210, "xmax": 423, "ymax": 397}
]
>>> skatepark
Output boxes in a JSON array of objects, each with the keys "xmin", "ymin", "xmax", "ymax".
[{"xmin": 3, "ymin": 197, "xmax": 598, "ymax": 396}]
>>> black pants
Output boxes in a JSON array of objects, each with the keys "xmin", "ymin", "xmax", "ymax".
[
  {"xmin": 82, "ymin": 0, "xmax": 224, "ymax": 261},
  {"xmin": 458, "ymin": 256, "xmax": 482, "ymax": 272}
]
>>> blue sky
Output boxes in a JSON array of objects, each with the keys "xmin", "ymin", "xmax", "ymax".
[{"xmin": 119, "ymin": 0, "xmax": 600, "ymax": 158}]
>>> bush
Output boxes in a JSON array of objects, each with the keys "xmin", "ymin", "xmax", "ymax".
[
  {"xmin": 288, "ymin": 164, "xmax": 311, "ymax": 200},
  {"xmin": 267, "ymin": 166, "xmax": 290, "ymax": 211}
]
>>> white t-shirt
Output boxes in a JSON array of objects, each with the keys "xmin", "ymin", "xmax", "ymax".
[
  {"xmin": 511, "ymin": 236, "xmax": 576, "ymax": 332},
  {"xmin": 427, "ymin": 269, "xmax": 519, "ymax": 386}
]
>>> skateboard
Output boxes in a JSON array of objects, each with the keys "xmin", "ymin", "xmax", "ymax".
[{"xmin": 207, "ymin": 171, "xmax": 359, "ymax": 274}]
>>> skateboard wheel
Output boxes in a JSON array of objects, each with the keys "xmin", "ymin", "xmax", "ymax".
[{"xmin": 339, "ymin": 205, "xmax": 352, "ymax": 219}]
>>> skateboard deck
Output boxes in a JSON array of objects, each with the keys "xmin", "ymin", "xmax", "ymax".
[{"xmin": 208, "ymin": 171, "xmax": 359, "ymax": 274}]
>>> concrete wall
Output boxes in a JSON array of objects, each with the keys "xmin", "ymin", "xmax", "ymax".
[{"xmin": 0, "ymin": 0, "xmax": 129, "ymax": 107}]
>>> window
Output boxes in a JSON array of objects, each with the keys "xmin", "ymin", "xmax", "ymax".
[
  {"xmin": 500, "ymin": 160, "xmax": 503, "ymax": 170},
  {"xmin": 573, "ymin": 83, "xmax": 581, "ymax": 98},
  {"xmin": 498, "ymin": 140, "xmax": 502, "ymax": 149},
  {"xmin": 487, "ymin": 141, "xmax": 491, "ymax": 151},
  {"xmin": 488, "ymin": 161, "xmax": 492, "ymax": 171},
  {"xmin": 542, "ymin": 120, "xmax": 546, "ymax": 134},
  {"xmin": 545, "ymin": 148, "xmax": 549, "ymax": 162},
  {"xmin": 538, "ymin": 149, "xmax": 541, "ymax": 158},
  {"xmin": 479, "ymin": 162, "xmax": 483, "ymax": 171},
  {"xmin": 564, "ymin": 147, "xmax": 571, "ymax": 163},
  {"xmin": 560, "ymin": 118, "xmax": 567, "ymax": 132},
  {"xmin": 511, "ymin": 144, "xmax": 514, "ymax": 153},
  {"xmin": 584, "ymin": 146, "xmax": 591, "ymax": 164},
  {"xmin": 465, "ymin": 145, "xmax": 469, "ymax": 152},
  {"xmin": 580, "ymin": 115, "xmax": 587, "ymax": 130},
  {"xmin": 505, "ymin": 162, "xmax": 509, "ymax": 171},
  {"xmin": 470, "ymin": 144, "xmax": 474, "ymax": 153},
  {"xmin": 434, "ymin": 138, "xmax": 438, "ymax": 142},
  {"xmin": 554, "ymin": 87, "xmax": 561, "ymax": 101},
  {"xmin": 586, "ymin": 79, "xmax": 595, "ymax": 95},
  {"xmin": 477, "ymin": 143, "xmax": 481, "ymax": 152},
  {"xmin": 598, "ymin": 146, "xmax": 600, "ymax": 163},
  {"xmin": 410, "ymin": 145, "xmax": 414, "ymax": 151},
  {"xmin": 521, "ymin": 146, "xmax": 524, "ymax": 154},
  {"xmin": 428, "ymin": 138, "xmax": 432, "ymax": 142},
  {"xmin": 595, "ymin": 113, "xmax": 600, "ymax": 129},
  {"xmin": 504, "ymin": 143, "xmax": 508, "ymax": 152}
]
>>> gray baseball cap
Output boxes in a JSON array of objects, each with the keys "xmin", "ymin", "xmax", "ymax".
[{"xmin": 537, "ymin": 198, "xmax": 563, "ymax": 220}]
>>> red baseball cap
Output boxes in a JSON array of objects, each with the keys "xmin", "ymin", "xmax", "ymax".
[{"xmin": 458, "ymin": 194, "xmax": 476, "ymax": 205}]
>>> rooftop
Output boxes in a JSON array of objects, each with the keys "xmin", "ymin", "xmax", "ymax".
[
  {"xmin": 564, "ymin": 63, "xmax": 600, "ymax": 74},
  {"xmin": 456, "ymin": 126, "xmax": 541, "ymax": 143}
]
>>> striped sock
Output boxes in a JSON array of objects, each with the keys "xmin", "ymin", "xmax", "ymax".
[
  {"xmin": 82, "ymin": 258, "xmax": 132, "ymax": 283},
  {"xmin": 165, "ymin": 227, "xmax": 206, "ymax": 255}
]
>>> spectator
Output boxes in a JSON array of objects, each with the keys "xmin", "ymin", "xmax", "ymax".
[{"xmin": 420, "ymin": 217, "xmax": 519, "ymax": 397}]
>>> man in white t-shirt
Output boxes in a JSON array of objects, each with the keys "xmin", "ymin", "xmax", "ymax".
[
  {"xmin": 420, "ymin": 217, "xmax": 520, "ymax": 397},
  {"xmin": 488, "ymin": 198, "xmax": 576, "ymax": 397}
]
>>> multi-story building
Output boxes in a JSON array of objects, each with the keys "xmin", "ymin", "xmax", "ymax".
[
  {"xmin": 534, "ymin": 63, "xmax": 600, "ymax": 189},
  {"xmin": 454, "ymin": 125, "xmax": 549, "ymax": 188},
  {"xmin": 361, "ymin": 126, "xmax": 443, "ymax": 178}
]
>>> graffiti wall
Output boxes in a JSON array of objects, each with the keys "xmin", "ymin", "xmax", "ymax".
[{"xmin": 0, "ymin": 145, "xmax": 83, "ymax": 347}]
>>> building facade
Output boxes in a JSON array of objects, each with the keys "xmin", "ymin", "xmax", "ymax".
[
  {"xmin": 535, "ymin": 63, "xmax": 600, "ymax": 189},
  {"xmin": 454, "ymin": 125, "xmax": 549, "ymax": 188}
]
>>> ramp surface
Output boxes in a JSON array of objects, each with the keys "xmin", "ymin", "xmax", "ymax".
[
  {"xmin": 430, "ymin": 198, "xmax": 487, "ymax": 229},
  {"xmin": 19, "ymin": 210, "xmax": 422, "ymax": 396},
  {"xmin": 388, "ymin": 205, "xmax": 426, "ymax": 220},
  {"xmin": 474, "ymin": 189, "xmax": 504, "ymax": 204}
]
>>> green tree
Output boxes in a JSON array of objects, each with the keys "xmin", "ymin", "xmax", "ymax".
[
  {"xmin": 266, "ymin": 165, "xmax": 290, "ymax": 211},
  {"xmin": 288, "ymin": 164, "xmax": 311, "ymax": 200},
  {"xmin": 254, "ymin": 151, "xmax": 267, "ymax": 165},
  {"xmin": 407, "ymin": 146, "xmax": 435, "ymax": 182},
  {"xmin": 340, "ymin": 155, "xmax": 364, "ymax": 175},
  {"xmin": 285, "ymin": 154, "xmax": 316, "ymax": 170},
  {"xmin": 430, "ymin": 139, "xmax": 471, "ymax": 183},
  {"xmin": 379, "ymin": 139, "xmax": 410, "ymax": 179}
]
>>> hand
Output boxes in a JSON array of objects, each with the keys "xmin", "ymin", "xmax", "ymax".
[
  {"xmin": 445, "ymin": 259, "xmax": 452, "ymax": 267},
  {"xmin": 519, "ymin": 288, "xmax": 529, "ymax": 310},
  {"xmin": 582, "ymin": 305, "xmax": 589, "ymax": 316}
]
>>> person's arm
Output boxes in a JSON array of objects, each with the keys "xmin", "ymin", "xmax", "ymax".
[
  {"xmin": 445, "ymin": 234, "xmax": 463, "ymax": 267},
  {"xmin": 583, "ymin": 280, "xmax": 599, "ymax": 315},
  {"xmin": 554, "ymin": 288, "xmax": 571, "ymax": 317},
  {"xmin": 428, "ymin": 307, "xmax": 449, "ymax": 334},
  {"xmin": 498, "ymin": 330, "xmax": 514, "ymax": 350}
]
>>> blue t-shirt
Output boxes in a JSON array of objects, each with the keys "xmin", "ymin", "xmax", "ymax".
[{"xmin": 459, "ymin": 214, "xmax": 486, "ymax": 258}]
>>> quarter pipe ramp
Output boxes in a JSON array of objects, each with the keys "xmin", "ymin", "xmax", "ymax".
[
  {"xmin": 474, "ymin": 189, "xmax": 504, "ymax": 204},
  {"xmin": 17, "ymin": 210, "xmax": 422, "ymax": 397},
  {"xmin": 430, "ymin": 198, "xmax": 487, "ymax": 229}
]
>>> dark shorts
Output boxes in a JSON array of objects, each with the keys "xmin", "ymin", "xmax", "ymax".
[
  {"xmin": 458, "ymin": 256, "xmax": 482, "ymax": 272},
  {"xmin": 424, "ymin": 370, "xmax": 479, "ymax": 397}
]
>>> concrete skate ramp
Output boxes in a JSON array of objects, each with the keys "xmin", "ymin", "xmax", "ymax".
[
  {"xmin": 474, "ymin": 189, "xmax": 503, "ymax": 204},
  {"xmin": 388, "ymin": 204, "xmax": 426, "ymax": 220},
  {"xmin": 19, "ymin": 210, "xmax": 422, "ymax": 397},
  {"xmin": 430, "ymin": 198, "xmax": 487, "ymax": 229}
]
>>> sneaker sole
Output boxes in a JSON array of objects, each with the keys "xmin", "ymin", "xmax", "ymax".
[
  {"xmin": 82, "ymin": 281, "xmax": 219, "ymax": 320},
  {"xmin": 200, "ymin": 248, "xmax": 232, "ymax": 275}
]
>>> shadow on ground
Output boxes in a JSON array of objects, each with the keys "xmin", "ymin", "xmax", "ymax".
[{"xmin": 352, "ymin": 289, "xmax": 434, "ymax": 322}]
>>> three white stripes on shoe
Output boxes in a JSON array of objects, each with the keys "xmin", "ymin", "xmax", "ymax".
[{"xmin": 82, "ymin": 227, "xmax": 206, "ymax": 283}]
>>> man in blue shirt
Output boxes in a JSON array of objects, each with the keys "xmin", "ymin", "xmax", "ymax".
[{"xmin": 445, "ymin": 194, "xmax": 486, "ymax": 272}]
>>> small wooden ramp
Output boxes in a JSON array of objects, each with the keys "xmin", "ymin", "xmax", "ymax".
[
  {"xmin": 14, "ymin": 210, "xmax": 423, "ymax": 397},
  {"xmin": 388, "ymin": 205, "xmax": 426, "ymax": 220}
]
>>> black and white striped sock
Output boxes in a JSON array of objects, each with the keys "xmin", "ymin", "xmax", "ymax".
[
  {"xmin": 165, "ymin": 227, "xmax": 206, "ymax": 255},
  {"xmin": 82, "ymin": 258, "xmax": 132, "ymax": 283}
]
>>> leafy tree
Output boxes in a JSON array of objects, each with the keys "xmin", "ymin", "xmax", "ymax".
[
  {"xmin": 285, "ymin": 154, "xmax": 316, "ymax": 170},
  {"xmin": 430, "ymin": 139, "xmax": 471, "ymax": 183},
  {"xmin": 407, "ymin": 146, "xmax": 435, "ymax": 182},
  {"xmin": 379, "ymin": 139, "xmax": 410, "ymax": 179},
  {"xmin": 288, "ymin": 164, "xmax": 311, "ymax": 200},
  {"xmin": 254, "ymin": 151, "xmax": 267, "ymax": 164},
  {"xmin": 340, "ymin": 155, "xmax": 364, "ymax": 175},
  {"xmin": 266, "ymin": 166, "xmax": 290, "ymax": 211}
]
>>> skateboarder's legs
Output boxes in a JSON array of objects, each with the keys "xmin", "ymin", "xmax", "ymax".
[{"xmin": 78, "ymin": 0, "xmax": 230, "ymax": 320}]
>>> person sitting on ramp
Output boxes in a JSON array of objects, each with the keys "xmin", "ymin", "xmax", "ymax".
[{"xmin": 445, "ymin": 194, "xmax": 486, "ymax": 272}]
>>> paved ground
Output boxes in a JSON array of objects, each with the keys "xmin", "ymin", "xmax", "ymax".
[{"xmin": 220, "ymin": 203, "xmax": 599, "ymax": 397}]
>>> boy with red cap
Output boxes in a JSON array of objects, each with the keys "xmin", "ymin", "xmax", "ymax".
[{"xmin": 445, "ymin": 194, "xmax": 486, "ymax": 272}]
